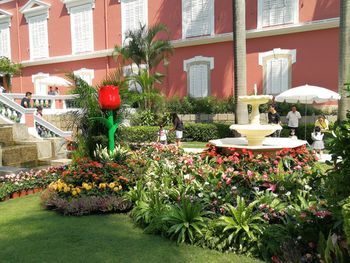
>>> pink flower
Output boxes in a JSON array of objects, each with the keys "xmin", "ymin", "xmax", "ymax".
[
  {"xmin": 226, "ymin": 178, "xmax": 232, "ymax": 185},
  {"xmin": 247, "ymin": 170, "xmax": 253, "ymax": 178},
  {"xmin": 268, "ymin": 184, "xmax": 277, "ymax": 192},
  {"xmin": 295, "ymin": 165, "xmax": 302, "ymax": 170},
  {"xmin": 273, "ymin": 160, "xmax": 279, "ymax": 165},
  {"xmin": 216, "ymin": 157, "xmax": 224, "ymax": 164},
  {"xmin": 221, "ymin": 173, "xmax": 227, "ymax": 180}
]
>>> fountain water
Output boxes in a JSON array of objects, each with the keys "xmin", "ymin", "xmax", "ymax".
[{"xmin": 210, "ymin": 88, "xmax": 307, "ymax": 151}]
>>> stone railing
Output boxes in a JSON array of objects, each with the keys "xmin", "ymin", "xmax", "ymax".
[
  {"xmin": 34, "ymin": 115, "xmax": 72, "ymax": 139},
  {"xmin": 3, "ymin": 93, "xmax": 79, "ymax": 111},
  {"xmin": 0, "ymin": 93, "xmax": 35, "ymax": 124}
]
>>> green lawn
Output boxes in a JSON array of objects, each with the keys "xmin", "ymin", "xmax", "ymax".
[
  {"xmin": 0, "ymin": 194, "xmax": 261, "ymax": 263},
  {"xmin": 182, "ymin": 141, "xmax": 208, "ymax": 148}
]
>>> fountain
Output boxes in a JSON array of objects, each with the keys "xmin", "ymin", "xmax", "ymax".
[{"xmin": 209, "ymin": 86, "xmax": 307, "ymax": 151}]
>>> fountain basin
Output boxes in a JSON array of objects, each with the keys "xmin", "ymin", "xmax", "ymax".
[
  {"xmin": 230, "ymin": 124, "xmax": 282, "ymax": 146},
  {"xmin": 209, "ymin": 137, "xmax": 307, "ymax": 151},
  {"xmin": 239, "ymin": 95, "xmax": 272, "ymax": 105}
]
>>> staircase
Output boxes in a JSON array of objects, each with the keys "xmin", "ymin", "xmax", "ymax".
[{"xmin": 0, "ymin": 123, "xmax": 67, "ymax": 167}]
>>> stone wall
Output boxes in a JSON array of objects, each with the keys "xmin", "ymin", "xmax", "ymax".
[{"xmin": 43, "ymin": 113, "xmax": 77, "ymax": 131}]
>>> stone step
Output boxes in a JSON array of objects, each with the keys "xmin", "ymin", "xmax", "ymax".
[
  {"xmin": 1, "ymin": 144, "xmax": 38, "ymax": 167},
  {"xmin": 0, "ymin": 124, "xmax": 31, "ymax": 146}
]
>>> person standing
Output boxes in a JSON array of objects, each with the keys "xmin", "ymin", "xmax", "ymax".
[
  {"xmin": 157, "ymin": 124, "xmax": 168, "ymax": 145},
  {"xmin": 311, "ymin": 126, "xmax": 325, "ymax": 156},
  {"xmin": 315, "ymin": 115, "xmax": 329, "ymax": 131},
  {"xmin": 170, "ymin": 113, "xmax": 184, "ymax": 147},
  {"xmin": 286, "ymin": 105, "xmax": 301, "ymax": 138},
  {"xmin": 48, "ymin": 86, "xmax": 55, "ymax": 95},
  {"xmin": 20, "ymin": 92, "xmax": 32, "ymax": 108},
  {"xmin": 267, "ymin": 104, "xmax": 281, "ymax": 137}
]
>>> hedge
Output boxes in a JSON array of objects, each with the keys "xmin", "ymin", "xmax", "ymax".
[
  {"xmin": 114, "ymin": 123, "xmax": 233, "ymax": 143},
  {"xmin": 343, "ymin": 198, "xmax": 350, "ymax": 247}
]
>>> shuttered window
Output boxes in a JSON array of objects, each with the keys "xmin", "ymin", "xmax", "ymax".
[
  {"xmin": 266, "ymin": 57, "xmax": 289, "ymax": 95},
  {"xmin": 262, "ymin": 0, "xmax": 295, "ymax": 27},
  {"xmin": 0, "ymin": 23, "xmax": 10, "ymax": 59},
  {"xmin": 29, "ymin": 15, "xmax": 48, "ymax": 60},
  {"xmin": 188, "ymin": 63, "xmax": 209, "ymax": 98},
  {"xmin": 121, "ymin": 0, "xmax": 147, "ymax": 42},
  {"xmin": 183, "ymin": 0, "xmax": 214, "ymax": 38},
  {"xmin": 74, "ymin": 68, "xmax": 94, "ymax": 85},
  {"xmin": 71, "ymin": 4, "xmax": 94, "ymax": 54}
]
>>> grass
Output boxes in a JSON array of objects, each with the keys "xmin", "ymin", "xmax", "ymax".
[
  {"xmin": 0, "ymin": 194, "xmax": 261, "ymax": 263},
  {"xmin": 182, "ymin": 141, "xmax": 208, "ymax": 148}
]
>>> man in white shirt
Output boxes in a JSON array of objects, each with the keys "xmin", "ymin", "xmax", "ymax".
[{"xmin": 286, "ymin": 105, "xmax": 301, "ymax": 138}]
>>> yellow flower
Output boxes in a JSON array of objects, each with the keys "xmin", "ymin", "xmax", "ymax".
[
  {"xmin": 72, "ymin": 190, "xmax": 77, "ymax": 196},
  {"xmin": 63, "ymin": 186, "xmax": 70, "ymax": 193},
  {"xmin": 99, "ymin": 183, "xmax": 107, "ymax": 189},
  {"xmin": 76, "ymin": 188, "xmax": 81, "ymax": 194},
  {"xmin": 108, "ymin": 182, "xmax": 115, "ymax": 189},
  {"xmin": 113, "ymin": 187, "xmax": 120, "ymax": 192},
  {"xmin": 82, "ymin": 182, "xmax": 92, "ymax": 190}
]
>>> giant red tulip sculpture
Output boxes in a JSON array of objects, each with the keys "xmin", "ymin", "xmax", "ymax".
[{"xmin": 94, "ymin": 85, "xmax": 122, "ymax": 153}]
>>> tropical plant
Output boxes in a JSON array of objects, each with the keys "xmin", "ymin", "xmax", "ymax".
[
  {"xmin": 93, "ymin": 144, "xmax": 130, "ymax": 164},
  {"xmin": 215, "ymin": 196, "xmax": 265, "ymax": 254},
  {"xmin": 163, "ymin": 197, "xmax": 209, "ymax": 244},
  {"xmin": 0, "ymin": 56, "xmax": 22, "ymax": 92},
  {"xmin": 113, "ymin": 23, "xmax": 173, "ymax": 75}
]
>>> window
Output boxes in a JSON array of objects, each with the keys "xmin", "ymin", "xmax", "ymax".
[
  {"xmin": 0, "ymin": 24, "xmax": 10, "ymax": 59},
  {"xmin": 184, "ymin": 56, "xmax": 214, "ymax": 98},
  {"xmin": 259, "ymin": 48, "xmax": 296, "ymax": 95},
  {"xmin": 32, "ymin": 72, "xmax": 49, "ymax": 95},
  {"xmin": 182, "ymin": 0, "xmax": 214, "ymax": 38},
  {"xmin": 28, "ymin": 15, "xmax": 49, "ymax": 60},
  {"xmin": 0, "ymin": 9, "xmax": 12, "ymax": 59},
  {"xmin": 62, "ymin": 0, "xmax": 95, "ymax": 54},
  {"xmin": 258, "ymin": 0, "xmax": 298, "ymax": 28},
  {"xmin": 73, "ymin": 68, "xmax": 94, "ymax": 85},
  {"xmin": 70, "ymin": 5, "xmax": 94, "ymax": 54},
  {"xmin": 20, "ymin": 0, "xmax": 50, "ymax": 60},
  {"xmin": 121, "ymin": 0, "xmax": 148, "ymax": 43}
]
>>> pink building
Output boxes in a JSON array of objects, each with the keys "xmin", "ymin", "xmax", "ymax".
[{"xmin": 0, "ymin": 0, "xmax": 340, "ymax": 99}]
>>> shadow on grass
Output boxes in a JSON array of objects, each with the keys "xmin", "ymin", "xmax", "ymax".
[{"xmin": 0, "ymin": 195, "xmax": 261, "ymax": 263}]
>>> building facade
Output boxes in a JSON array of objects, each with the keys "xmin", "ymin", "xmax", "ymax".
[{"xmin": 0, "ymin": 0, "xmax": 341, "ymax": 99}]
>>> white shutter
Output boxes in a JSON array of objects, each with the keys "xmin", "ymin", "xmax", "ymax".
[
  {"xmin": 29, "ymin": 15, "xmax": 48, "ymax": 60},
  {"xmin": 189, "ymin": 63, "xmax": 209, "ymax": 98},
  {"xmin": 122, "ymin": 0, "xmax": 147, "ymax": 40},
  {"xmin": 184, "ymin": 0, "xmax": 211, "ymax": 37},
  {"xmin": 266, "ymin": 58, "xmax": 289, "ymax": 94},
  {"xmin": 74, "ymin": 69, "xmax": 94, "ymax": 85},
  {"xmin": 0, "ymin": 24, "xmax": 10, "ymax": 59},
  {"xmin": 71, "ymin": 5, "xmax": 93, "ymax": 54},
  {"xmin": 262, "ymin": 0, "xmax": 294, "ymax": 27}
]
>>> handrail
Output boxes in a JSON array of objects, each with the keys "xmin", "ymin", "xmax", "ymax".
[
  {"xmin": 4, "ymin": 93, "xmax": 79, "ymax": 100},
  {"xmin": 0, "ymin": 94, "xmax": 36, "ymax": 123},
  {"xmin": 34, "ymin": 115, "xmax": 72, "ymax": 138}
]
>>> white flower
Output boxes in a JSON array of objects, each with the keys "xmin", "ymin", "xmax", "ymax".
[
  {"xmin": 285, "ymin": 191, "xmax": 291, "ymax": 196},
  {"xmin": 184, "ymin": 174, "xmax": 191, "ymax": 180},
  {"xmin": 198, "ymin": 193, "xmax": 203, "ymax": 198},
  {"xmin": 304, "ymin": 185, "xmax": 312, "ymax": 191}
]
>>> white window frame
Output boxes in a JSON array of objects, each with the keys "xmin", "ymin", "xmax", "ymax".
[
  {"xmin": 121, "ymin": 0, "xmax": 148, "ymax": 44},
  {"xmin": 257, "ymin": 0, "xmax": 299, "ymax": 29},
  {"xmin": 28, "ymin": 14, "xmax": 49, "ymax": 60},
  {"xmin": 73, "ymin": 68, "xmax": 94, "ymax": 85},
  {"xmin": 62, "ymin": 1, "xmax": 95, "ymax": 54},
  {"xmin": 32, "ymin": 72, "xmax": 49, "ymax": 95},
  {"xmin": 182, "ymin": 0, "xmax": 214, "ymax": 39},
  {"xmin": 20, "ymin": 0, "xmax": 50, "ymax": 60},
  {"xmin": 259, "ymin": 48, "xmax": 296, "ymax": 95},
  {"xmin": 0, "ymin": 9, "xmax": 12, "ymax": 59},
  {"xmin": 183, "ymin": 56, "xmax": 214, "ymax": 98}
]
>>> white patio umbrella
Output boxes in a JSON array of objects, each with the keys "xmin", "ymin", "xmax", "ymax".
[
  {"xmin": 275, "ymin": 84, "xmax": 341, "ymax": 139},
  {"xmin": 39, "ymin": 76, "xmax": 72, "ymax": 87}
]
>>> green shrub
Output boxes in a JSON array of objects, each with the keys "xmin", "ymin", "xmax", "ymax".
[
  {"xmin": 343, "ymin": 199, "xmax": 350, "ymax": 247},
  {"xmin": 167, "ymin": 96, "xmax": 235, "ymax": 114},
  {"xmin": 116, "ymin": 123, "xmax": 232, "ymax": 143}
]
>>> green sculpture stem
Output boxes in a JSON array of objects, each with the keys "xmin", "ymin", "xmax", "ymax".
[{"xmin": 90, "ymin": 109, "xmax": 121, "ymax": 153}]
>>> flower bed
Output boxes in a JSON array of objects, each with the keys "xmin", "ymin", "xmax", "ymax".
[
  {"xmin": 0, "ymin": 167, "xmax": 61, "ymax": 201},
  {"xmin": 41, "ymin": 158, "xmax": 133, "ymax": 215}
]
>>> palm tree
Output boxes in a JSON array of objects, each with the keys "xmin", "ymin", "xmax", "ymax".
[
  {"xmin": 233, "ymin": 0, "xmax": 249, "ymax": 124},
  {"xmin": 113, "ymin": 23, "xmax": 173, "ymax": 76},
  {"xmin": 338, "ymin": 0, "xmax": 350, "ymax": 122}
]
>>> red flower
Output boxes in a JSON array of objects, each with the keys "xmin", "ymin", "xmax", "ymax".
[{"xmin": 98, "ymin": 85, "xmax": 121, "ymax": 110}]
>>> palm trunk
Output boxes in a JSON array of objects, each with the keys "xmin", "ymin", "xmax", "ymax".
[
  {"xmin": 338, "ymin": 0, "xmax": 350, "ymax": 122},
  {"xmin": 233, "ymin": 0, "xmax": 249, "ymax": 124}
]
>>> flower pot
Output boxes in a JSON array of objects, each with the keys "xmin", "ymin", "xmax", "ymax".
[
  {"xmin": 33, "ymin": 188, "xmax": 40, "ymax": 193},
  {"xmin": 11, "ymin": 192, "xmax": 20, "ymax": 199},
  {"xmin": 27, "ymin": 189, "xmax": 34, "ymax": 195},
  {"xmin": 20, "ymin": 190, "xmax": 27, "ymax": 197}
]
